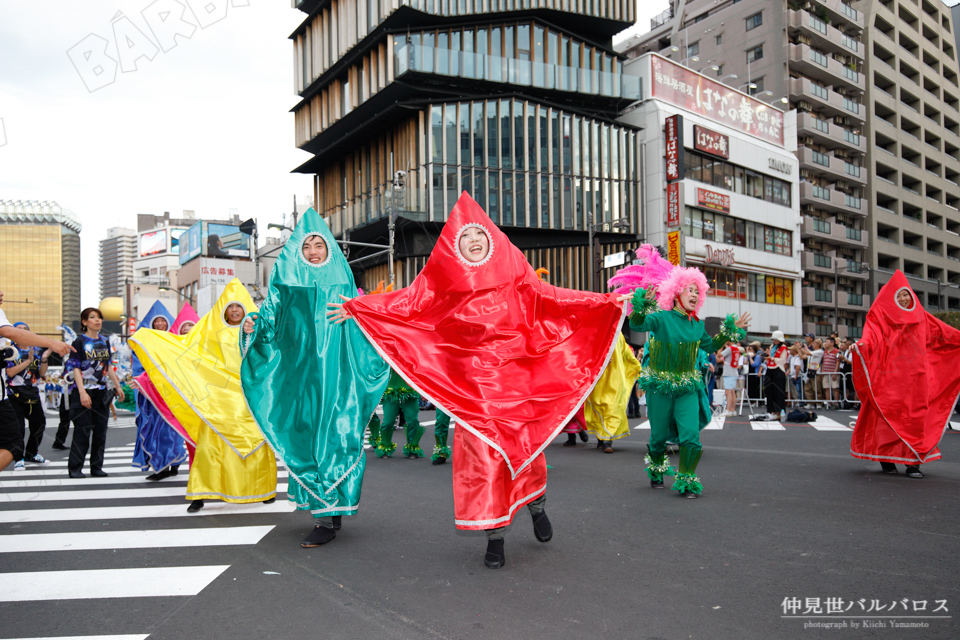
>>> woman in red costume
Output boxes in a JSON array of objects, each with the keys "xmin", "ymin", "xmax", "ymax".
[
  {"xmin": 850, "ymin": 270, "xmax": 960, "ymax": 478},
  {"xmin": 328, "ymin": 192, "xmax": 625, "ymax": 569}
]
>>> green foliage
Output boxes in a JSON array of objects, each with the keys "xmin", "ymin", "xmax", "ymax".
[{"xmin": 933, "ymin": 311, "xmax": 960, "ymax": 330}]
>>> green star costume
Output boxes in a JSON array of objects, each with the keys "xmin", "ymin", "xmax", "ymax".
[
  {"xmin": 370, "ymin": 370, "xmax": 424, "ymax": 458},
  {"xmin": 630, "ymin": 289, "xmax": 744, "ymax": 495},
  {"xmin": 239, "ymin": 209, "xmax": 390, "ymax": 518}
]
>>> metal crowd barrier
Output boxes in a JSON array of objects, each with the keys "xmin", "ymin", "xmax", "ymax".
[{"xmin": 726, "ymin": 371, "xmax": 859, "ymax": 415}]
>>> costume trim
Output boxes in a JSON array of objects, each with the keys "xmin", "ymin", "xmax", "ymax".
[
  {"xmin": 453, "ymin": 223, "xmax": 495, "ymax": 268},
  {"xmin": 131, "ymin": 336, "xmax": 265, "ymax": 461},
  {"xmin": 131, "ymin": 411, "xmax": 188, "ymax": 473},
  {"xmin": 185, "ymin": 489, "xmax": 277, "ymax": 502},
  {"xmin": 296, "ymin": 233, "xmax": 333, "ymax": 269},
  {"xmin": 852, "ymin": 343, "xmax": 946, "ymax": 463},
  {"xmin": 893, "ymin": 286, "xmax": 917, "ymax": 312},
  {"xmin": 453, "ymin": 482, "xmax": 546, "ymax": 528},
  {"xmin": 220, "ymin": 300, "xmax": 248, "ymax": 328},
  {"xmin": 310, "ymin": 505, "xmax": 357, "ymax": 515},
  {"xmin": 134, "ymin": 380, "xmax": 197, "ymax": 447},
  {"xmin": 347, "ymin": 301, "xmax": 627, "ymax": 480},
  {"xmin": 850, "ymin": 450, "xmax": 941, "ymax": 464}
]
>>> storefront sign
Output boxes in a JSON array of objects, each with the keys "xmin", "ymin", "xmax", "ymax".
[
  {"xmin": 697, "ymin": 188, "xmax": 730, "ymax": 213},
  {"xmin": 768, "ymin": 157, "xmax": 793, "ymax": 175},
  {"xmin": 665, "ymin": 114, "xmax": 683, "ymax": 181},
  {"xmin": 650, "ymin": 54, "xmax": 784, "ymax": 147},
  {"xmin": 704, "ymin": 244, "xmax": 735, "ymax": 266},
  {"xmin": 694, "ymin": 125, "xmax": 729, "ymax": 159},
  {"xmin": 667, "ymin": 182, "xmax": 681, "ymax": 227},
  {"xmin": 667, "ymin": 230, "xmax": 682, "ymax": 266}
]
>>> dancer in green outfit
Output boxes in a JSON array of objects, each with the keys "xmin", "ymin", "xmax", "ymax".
[
  {"xmin": 432, "ymin": 408, "xmax": 452, "ymax": 465},
  {"xmin": 373, "ymin": 370, "xmax": 425, "ymax": 458},
  {"xmin": 619, "ymin": 258, "xmax": 749, "ymax": 498}
]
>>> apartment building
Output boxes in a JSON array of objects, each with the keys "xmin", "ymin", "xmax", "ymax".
[{"xmin": 99, "ymin": 227, "xmax": 136, "ymax": 300}]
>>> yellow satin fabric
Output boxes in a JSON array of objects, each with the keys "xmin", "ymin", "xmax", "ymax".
[
  {"xmin": 130, "ymin": 279, "xmax": 276, "ymax": 503},
  {"xmin": 584, "ymin": 334, "xmax": 642, "ymax": 441}
]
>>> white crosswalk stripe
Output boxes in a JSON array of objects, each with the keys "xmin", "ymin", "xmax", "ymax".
[
  {"xmin": 631, "ymin": 416, "xmax": 858, "ymax": 432},
  {"xmin": 0, "ymin": 440, "xmax": 289, "ymax": 637}
]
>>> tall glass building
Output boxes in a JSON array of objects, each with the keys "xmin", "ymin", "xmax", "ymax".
[
  {"xmin": 0, "ymin": 200, "xmax": 82, "ymax": 339},
  {"xmin": 290, "ymin": 0, "xmax": 644, "ymax": 290}
]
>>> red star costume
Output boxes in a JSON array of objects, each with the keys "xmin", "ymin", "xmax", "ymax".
[
  {"xmin": 343, "ymin": 192, "xmax": 625, "ymax": 529},
  {"xmin": 851, "ymin": 270, "xmax": 960, "ymax": 465}
]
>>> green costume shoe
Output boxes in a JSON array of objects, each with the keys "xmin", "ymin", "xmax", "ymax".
[
  {"xmin": 432, "ymin": 409, "xmax": 452, "ymax": 464},
  {"xmin": 674, "ymin": 445, "xmax": 703, "ymax": 498},
  {"xmin": 644, "ymin": 445, "xmax": 675, "ymax": 488}
]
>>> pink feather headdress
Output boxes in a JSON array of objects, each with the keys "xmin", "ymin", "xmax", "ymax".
[
  {"xmin": 655, "ymin": 266, "xmax": 709, "ymax": 316},
  {"xmin": 608, "ymin": 244, "xmax": 710, "ymax": 317}
]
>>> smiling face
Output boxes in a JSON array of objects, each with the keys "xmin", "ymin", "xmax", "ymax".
[
  {"xmin": 458, "ymin": 226, "xmax": 490, "ymax": 263},
  {"xmin": 677, "ymin": 283, "xmax": 699, "ymax": 313},
  {"xmin": 896, "ymin": 289, "xmax": 914, "ymax": 309},
  {"xmin": 301, "ymin": 235, "xmax": 328, "ymax": 264},
  {"xmin": 224, "ymin": 303, "xmax": 245, "ymax": 325},
  {"xmin": 179, "ymin": 321, "xmax": 195, "ymax": 335},
  {"xmin": 152, "ymin": 317, "xmax": 169, "ymax": 331}
]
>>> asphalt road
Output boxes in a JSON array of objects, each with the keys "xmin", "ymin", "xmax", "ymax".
[{"xmin": 0, "ymin": 407, "xmax": 958, "ymax": 640}]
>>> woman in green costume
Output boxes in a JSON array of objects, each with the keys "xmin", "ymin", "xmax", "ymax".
[
  {"xmin": 432, "ymin": 408, "xmax": 453, "ymax": 465},
  {"xmin": 622, "ymin": 263, "xmax": 749, "ymax": 498},
  {"xmin": 240, "ymin": 209, "xmax": 390, "ymax": 547},
  {"xmin": 370, "ymin": 370, "xmax": 424, "ymax": 459}
]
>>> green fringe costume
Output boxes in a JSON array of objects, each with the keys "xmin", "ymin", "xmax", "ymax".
[
  {"xmin": 432, "ymin": 408, "xmax": 452, "ymax": 462},
  {"xmin": 630, "ymin": 289, "xmax": 745, "ymax": 496},
  {"xmin": 372, "ymin": 369, "xmax": 424, "ymax": 458}
]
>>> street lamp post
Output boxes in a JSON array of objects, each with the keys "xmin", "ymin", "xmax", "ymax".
[
  {"xmin": 586, "ymin": 214, "xmax": 631, "ymax": 292},
  {"xmin": 158, "ymin": 286, "xmax": 196, "ymax": 307}
]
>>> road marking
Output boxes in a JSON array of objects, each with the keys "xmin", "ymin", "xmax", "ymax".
[
  {"xmin": 2, "ymin": 466, "xmax": 150, "ymax": 477},
  {"xmin": 704, "ymin": 416, "xmax": 725, "ymax": 430},
  {"xmin": 0, "ymin": 470, "xmax": 287, "ymax": 489},
  {"xmin": 0, "ymin": 565, "xmax": 230, "ymax": 601},
  {"xmin": 0, "ymin": 525, "xmax": 275, "ymax": 553},
  {"xmin": 0, "ymin": 500, "xmax": 294, "ymax": 523},
  {"xmin": 807, "ymin": 415, "xmax": 852, "ymax": 431},
  {"xmin": 4, "ymin": 636, "xmax": 149, "ymax": 640},
  {"xmin": 633, "ymin": 421, "xmax": 650, "ymax": 430},
  {"xmin": 0, "ymin": 483, "xmax": 288, "ymax": 503},
  {"xmin": 751, "ymin": 422, "xmax": 786, "ymax": 431}
]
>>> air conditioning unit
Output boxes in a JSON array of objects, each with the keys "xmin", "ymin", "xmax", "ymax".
[
  {"xmin": 834, "ymin": 149, "xmax": 849, "ymax": 160},
  {"xmin": 836, "ymin": 86, "xmax": 847, "ymax": 96},
  {"xmin": 836, "ymin": 180, "xmax": 850, "ymax": 189},
  {"xmin": 800, "ymin": 136, "xmax": 816, "ymax": 146},
  {"xmin": 798, "ymin": 35, "xmax": 813, "ymax": 46},
  {"xmin": 834, "ymin": 116, "xmax": 849, "ymax": 125},
  {"xmin": 801, "ymin": 169, "xmax": 817, "ymax": 179},
  {"xmin": 802, "ymin": 204, "xmax": 817, "ymax": 213},
  {"xmin": 798, "ymin": 100, "xmax": 814, "ymax": 111}
]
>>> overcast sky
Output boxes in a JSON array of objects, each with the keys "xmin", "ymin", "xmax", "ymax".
[{"xmin": 0, "ymin": 1, "xmax": 663, "ymax": 310}]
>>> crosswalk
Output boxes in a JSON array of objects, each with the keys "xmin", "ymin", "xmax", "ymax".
[
  {"xmin": 632, "ymin": 414, "xmax": 853, "ymax": 431},
  {"xmin": 0, "ymin": 442, "xmax": 292, "ymax": 639}
]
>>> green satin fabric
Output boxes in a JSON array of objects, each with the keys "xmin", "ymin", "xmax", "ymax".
[{"xmin": 240, "ymin": 209, "xmax": 389, "ymax": 517}]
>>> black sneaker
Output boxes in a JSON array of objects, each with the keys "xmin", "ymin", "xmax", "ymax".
[
  {"xmin": 484, "ymin": 539, "xmax": 505, "ymax": 569},
  {"xmin": 263, "ymin": 497, "xmax": 276, "ymax": 504},
  {"xmin": 146, "ymin": 467, "xmax": 175, "ymax": 482},
  {"xmin": 301, "ymin": 525, "xmax": 336, "ymax": 548},
  {"xmin": 331, "ymin": 516, "xmax": 342, "ymax": 530},
  {"xmin": 187, "ymin": 500, "xmax": 204, "ymax": 513},
  {"xmin": 431, "ymin": 456, "xmax": 447, "ymax": 465},
  {"xmin": 905, "ymin": 466, "xmax": 924, "ymax": 478},
  {"xmin": 880, "ymin": 462, "xmax": 898, "ymax": 474},
  {"xmin": 90, "ymin": 470, "xmax": 108, "ymax": 477},
  {"xmin": 578, "ymin": 431, "xmax": 588, "ymax": 442},
  {"xmin": 51, "ymin": 442, "xmax": 69, "ymax": 451},
  {"xmin": 563, "ymin": 433, "xmax": 577, "ymax": 446},
  {"xmin": 681, "ymin": 490, "xmax": 699, "ymax": 499},
  {"xmin": 650, "ymin": 479, "xmax": 665, "ymax": 489},
  {"xmin": 532, "ymin": 511, "xmax": 553, "ymax": 542}
]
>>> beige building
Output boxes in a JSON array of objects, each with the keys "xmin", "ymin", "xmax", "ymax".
[
  {"xmin": 99, "ymin": 227, "xmax": 136, "ymax": 300},
  {"xmin": 0, "ymin": 200, "xmax": 82, "ymax": 338}
]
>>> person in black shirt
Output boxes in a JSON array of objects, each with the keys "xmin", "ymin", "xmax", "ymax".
[{"xmin": 5, "ymin": 322, "xmax": 52, "ymax": 465}]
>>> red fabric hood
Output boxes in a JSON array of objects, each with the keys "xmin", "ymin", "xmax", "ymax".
[
  {"xmin": 344, "ymin": 192, "xmax": 625, "ymax": 477},
  {"xmin": 853, "ymin": 270, "xmax": 960, "ymax": 459}
]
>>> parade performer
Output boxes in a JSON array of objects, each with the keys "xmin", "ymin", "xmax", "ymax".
[
  {"xmin": 240, "ymin": 212, "xmax": 389, "ymax": 547},
  {"xmin": 583, "ymin": 333, "xmax": 642, "ymax": 453},
  {"xmin": 131, "ymin": 280, "xmax": 276, "ymax": 512},
  {"xmin": 370, "ymin": 370, "xmax": 424, "ymax": 458},
  {"xmin": 432, "ymin": 408, "xmax": 453, "ymax": 465},
  {"xmin": 5, "ymin": 322, "xmax": 52, "ymax": 466},
  {"xmin": 560, "ymin": 407, "xmax": 589, "ymax": 447},
  {"xmin": 328, "ymin": 192, "xmax": 625, "ymax": 569},
  {"xmin": 129, "ymin": 301, "xmax": 187, "ymax": 481},
  {"xmin": 850, "ymin": 270, "xmax": 960, "ymax": 478},
  {"xmin": 611, "ymin": 245, "xmax": 749, "ymax": 498}
]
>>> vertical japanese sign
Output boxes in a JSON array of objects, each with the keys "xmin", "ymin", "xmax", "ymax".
[
  {"xmin": 665, "ymin": 114, "xmax": 683, "ymax": 181},
  {"xmin": 667, "ymin": 230, "xmax": 682, "ymax": 266},
  {"xmin": 650, "ymin": 54, "xmax": 785, "ymax": 147},
  {"xmin": 667, "ymin": 182, "xmax": 681, "ymax": 227}
]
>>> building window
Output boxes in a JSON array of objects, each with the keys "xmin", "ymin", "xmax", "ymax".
[
  {"xmin": 746, "ymin": 45, "xmax": 763, "ymax": 63},
  {"xmin": 682, "ymin": 150, "xmax": 792, "ymax": 207},
  {"xmin": 683, "ymin": 207, "xmax": 792, "ymax": 256},
  {"xmin": 716, "ymin": 64, "xmax": 723, "ymax": 77},
  {"xmin": 745, "ymin": 12, "xmax": 763, "ymax": 31},
  {"xmin": 716, "ymin": 34, "xmax": 722, "ymax": 46},
  {"xmin": 748, "ymin": 77, "xmax": 764, "ymax": 95},
  {"xmin": 687, "ymin": 41, "xmax": 699, "ymax": 57}
]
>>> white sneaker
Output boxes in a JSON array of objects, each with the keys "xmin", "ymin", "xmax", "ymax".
[
  {"xmin": 13, "ymin": 460, "xmax": 25, "ymax": 471},
  {"xmin": 768, "ymin": 413, "xmax": 780, "ymax": 420},
  {"xmin": 27, "ymin": 453, "xmax": 47, "ymax": 464},
  {"xmin": 723, "ymin": 410, "xmax": 737, "ymax": 417}
]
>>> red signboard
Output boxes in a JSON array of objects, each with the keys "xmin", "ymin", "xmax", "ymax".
[
  {"xmin": 650, "ymin": 55, "xmax": 784, "ymax": 147},
  {"xmin": 665, "ymin": 114, "xmax": 683, "ymax": 181},
  {"xmin": 697, "ymin": 188, "xmax": 730, "ymax": 213},
  {"xmin": 667, "ymin": 182, "xmax": 681, "ymax": 227},
  {"xmin": 694, "ymin": 125, "xmax": 729, "ymax": 159}
]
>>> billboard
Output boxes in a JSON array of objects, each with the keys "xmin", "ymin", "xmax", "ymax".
[
  {"xmin": 650, "ymin": 54, "xmax": 784, "ymax": 147},
  {"xmin": 139, "ymin": 229, "xmax": 167, "ymax": 257},
  {"xmin": 694, "ymin": 125, "xmax": 730, "ymax": 159},
  {"xmin": 179, "ymin": 222, "xmax": 202, "ymax": 265},
  {"xmin": 697, "ymin": 188, "xmax": 731, "ymax": 213},
  {"xmin": 665, "ymin": 114, "xmax": 683, "ymax": 181},
  {"xmin": 206, "ymin": 223, "xmax": 250, "ymax": 259},
  {"xmin": 171, "ymin": 229, "xmax": 186, "ymax": 255}
]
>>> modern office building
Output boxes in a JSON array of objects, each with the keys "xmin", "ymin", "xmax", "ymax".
[
  {"xmin": 619, "ymin": 54, "xmax": 803, "ymax": 337},
  {"xmin": 0, "ymin": 199, "xmax": 82, "ymax": 338},
  {"xmin": 289, "ymin": 0, "xmax": 646, "ymax": 291},
  {"xmin": 99, "ymin": 227, "xmax": 136, "ymax": 300},
  {"xmin": 618, "ymin": 0, "xmax": 872, "ymax": 338}
]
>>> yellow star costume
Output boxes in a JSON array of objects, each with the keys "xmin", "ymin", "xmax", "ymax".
[
  {"xmin": 130, "ymin": 280, "xmax": 276, "ymax": 503},
  {"xmin": 583, "ymin": 334, "xmax": 642, "ymax": 442}
]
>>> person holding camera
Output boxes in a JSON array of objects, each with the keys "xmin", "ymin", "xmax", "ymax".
[
  {"xmin": 0, "ymin": 289, "xmax": 74, "ymax": 472},
  {"xmin": 4, "ymin": 322, "xmax": 52, "ymax": 469}
]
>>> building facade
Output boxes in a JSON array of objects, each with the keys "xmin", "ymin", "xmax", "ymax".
[
  {"xmin": 290, "ymin": 0, "xmax": 646, "ymax": 290},
  {"xmin": 620, "ymin": 54, "xmax": 803, "ymax": 338},
  {"xmin": 618, "ymin": 0, "xmax": 872, "ymax": 338},
  {"xmin": 99, "ymin": 227, "xmax": 136, "ymax": 300},
  {"xmin": 0, "ymin": 200, "xmax": 82, "ymax": 338}
]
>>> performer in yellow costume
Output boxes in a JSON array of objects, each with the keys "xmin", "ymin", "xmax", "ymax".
[
  {"xmin": 584, "ymin": 334, "xmax": 642, "ymax": 453},
  {"xmin": 130, "ymin": 279, "xmax": 277, "ymax": 512}
]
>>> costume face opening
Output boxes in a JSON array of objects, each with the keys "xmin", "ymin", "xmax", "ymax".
[
  {"xmin": 457, "ymin": 225, "xmax": 490, "ymax": 264},
  {"xmin": 895, "ymin": 288, "xmax": 915, "ymax": 310},
  {"xmin": 152, "ymin": 317, "xmax": 169, "ymax": 331},
  {"xmin": 678, "ymin": 283, "xmax": 699, "ymax": 313},
  {"xmin": 301, "ymin": 235, "xmax": 328, "ymax": 265},
  {"xmin": 179, "ymin": 321, "xmax": 195, "ymax": 335},
  {"xmin": 224, "ymin": 303, "xmax": 245, "ymax": 326}
]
